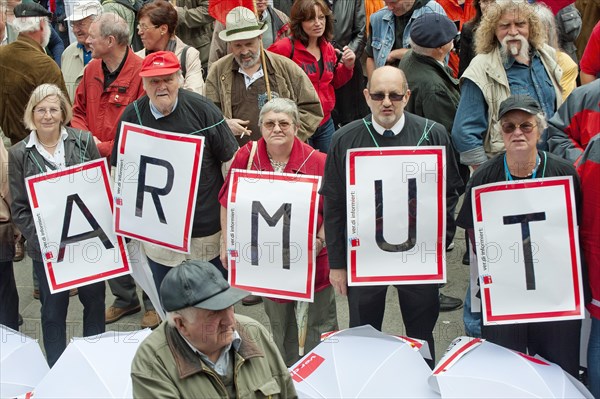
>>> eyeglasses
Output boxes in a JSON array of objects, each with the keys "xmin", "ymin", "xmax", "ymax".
[
  {"xmin": 369, "ymin": 92, "xmax": 406, "ymax": 102},
  {"xmin": 262, "ymin": 121, "xmax": 293, "ymax": 130},
  {"xmin": 501, "ymin": 121, "xmax": 537, "ymax": 134},
  {"xmin": 137, "ymin": 24, "xmax": 159, "ymax": 32},
  {"xmin": 33, "ymin": 107, "xmax": 61, "ymax": 116}
]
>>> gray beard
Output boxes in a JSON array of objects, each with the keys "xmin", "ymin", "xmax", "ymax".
[{"xmin": 500, "ymin": 38, "xmax": 530, "ymax": 64}]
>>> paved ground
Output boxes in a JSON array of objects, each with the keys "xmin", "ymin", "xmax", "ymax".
[{"xmin": 15, "ymin": 228, "xmax": 470, "ymax": 363}]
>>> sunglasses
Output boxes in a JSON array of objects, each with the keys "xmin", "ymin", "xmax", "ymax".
[
  {"xmin": 501, "ymin": 121, "xmax": 537, "ymax": 134},
  {"xmin": 369, "ymin": 92, "xmax": 406, "ymax": 102}
]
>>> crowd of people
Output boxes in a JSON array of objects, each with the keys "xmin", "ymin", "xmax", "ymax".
[{"xmin": 0, "ymin": 0, "xmax": 598, "ymax": 396}]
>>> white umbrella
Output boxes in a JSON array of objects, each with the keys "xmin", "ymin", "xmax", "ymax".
[
  {"xmin": 430, "ymin": 336, "xmax": 593, "ymax": 398},
  {"xmin": 33, "ymin": 329, "xmax": 152, "ymax": 398},
  {"xmin": 0, "ymin": 325, "xmax": 49, "ymax": 399},
  {"xmin": 289, "ymin": 325, "xmax": 439, "ymax": 398}
]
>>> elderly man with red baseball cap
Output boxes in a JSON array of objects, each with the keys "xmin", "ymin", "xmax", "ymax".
[{"xmin": 111, "ymin": 51, "xmax": 239, "ymax": 307}]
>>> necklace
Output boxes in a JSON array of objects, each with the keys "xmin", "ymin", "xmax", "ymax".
[{"xmin": 38, "ymin": 136, "xmax": 61, "ymax": 148}]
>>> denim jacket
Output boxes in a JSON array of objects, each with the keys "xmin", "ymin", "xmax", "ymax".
[{"xmin": 369, "ymin": 1, "xmax": 447, "ymax": 68}]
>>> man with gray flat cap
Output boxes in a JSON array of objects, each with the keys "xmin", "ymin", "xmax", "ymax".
[{"xmin": 131, "ymin": 260, "xmax": 297, "ymax": 398}]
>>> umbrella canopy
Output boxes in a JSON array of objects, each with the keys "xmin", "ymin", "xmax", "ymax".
[
  {"xmin": 33, "ymin": 329, "xmax": 152, "ymax": 398},
  {"xmin": 289, "ymin": 325, "xmax": 439, "ymax": 398},
  {"xmin": 0, "ymin": 325, "xmax": 49, "ymax": 399},
  {"xmin": 430, "ymin": 336, "xmax": 593, "ymax": 398}
]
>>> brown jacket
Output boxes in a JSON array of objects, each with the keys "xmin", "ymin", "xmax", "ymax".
[
  {"xmin": 0, "ymin": 35, "xmax": 68, "ymax": 144},
  {"xmin": 205, "ymin": 51, "xmax": 323, "ymax": 142}
]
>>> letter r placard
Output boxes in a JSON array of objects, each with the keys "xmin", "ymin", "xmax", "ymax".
[
  {"xmin": 346, "ymin": 147, "xmax": 446, "ymax": 286},
  {"xmin": 472, "ymin": 176, "xmax": 585, "ymax": 325},
  {"xmin": 113, "ymin": 122, "xmax": 204, "ymax": 253},
  {"xmin": 26, "ymin": 159, "xmax": 131, "ymax": 294}
]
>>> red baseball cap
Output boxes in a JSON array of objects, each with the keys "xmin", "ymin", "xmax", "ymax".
[{"xmin": 139, "ymin": 51, "xmax": 181, "ymax": 77}]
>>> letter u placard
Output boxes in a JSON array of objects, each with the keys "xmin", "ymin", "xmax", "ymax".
[
  {"xmin": 346, "ymin": 147, "xmax": 446, "ymax": 286},
  {"xmin": 472, "ymin": 177, "xmax": 585, "ymax": 325}
]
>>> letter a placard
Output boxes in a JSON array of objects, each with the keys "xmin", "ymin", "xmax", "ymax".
[
  {"xmin": 472, "ymin": 176, "xmax": 585, "ymax": 325},
  {"xmin": 114, "ymin": 122, "xmax": 204, "ymax": 253},
  {"xmin": 26, "ymin": 159, "xmax": 130, "ymax": 294},
  {"xmin": 226, "ymin": 169, "xmax": 320, "ymax": 301},
  {"xmin": 346, "ymin": 147, "xmax": 446, "ymax": 286}
]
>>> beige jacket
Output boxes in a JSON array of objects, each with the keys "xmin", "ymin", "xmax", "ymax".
[
  {"xmin": 136, "ymin": 36, "xmax": 204, "ymax": 95},
  {"xmin": 61, "ymin": 42, "xmax": 86, "ymax": 101},
  {"xmin": 462, "ymin": 44, "xmax": 563, "ymax": 157},
  {"xmin": 205, "ymin": 51, "xmax": 323, "ymax": 142}
]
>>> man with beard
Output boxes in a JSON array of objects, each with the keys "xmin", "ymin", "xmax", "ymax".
[
  {"xmin": 451, "ymin": 0, "xmax": 562, "ymax": 169},
  {"xmin": 205, "ymin": 6, "xmax": 322, "ymax": 147},
  {"xmin": 0, "ymin": 2, "xmax": 68, "ymax": 145}
]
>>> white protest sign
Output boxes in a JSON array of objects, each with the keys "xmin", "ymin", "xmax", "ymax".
[
  {"xmin": 472, "ymin": 176, "xmax": 585, "ymax": 325},
  {"xmin": 26, "ymin": 159, "xmax": 130, "ymax": 294},
  {"xmin": 114, "ymin": 122, "xmax": 204, "ymax": 253},
  {"xmin": 226, "ymin": 169, "xmax": 320, "ymax": 301},
  {"xmin": 346, "ymin": 147, "xmax": 446, "ymax": 286}
]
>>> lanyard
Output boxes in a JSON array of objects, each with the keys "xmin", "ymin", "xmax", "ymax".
[
  {"xmin": 503, "ymin": 151, "xmax": 547, "ymax": 181},
  {"xmin": 361, "ymin": 117, "xmax": 436, "ymax": 150},
  {"xmin": 132, "ymin": 100, "xmax": 226, "ymax": 135}
]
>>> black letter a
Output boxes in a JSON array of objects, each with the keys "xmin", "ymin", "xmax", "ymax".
[{"xmin": 57, "ymin": 194, "xmax": 114, "ymax": 262}]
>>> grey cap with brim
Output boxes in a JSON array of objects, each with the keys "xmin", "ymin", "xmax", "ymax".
[
  {"xmin": 160, "ymin": 260, "xmax": 250, "ymax": 312},
  {"xmin": 498, "ymin": 94, "xmax": 543, "ymax": 119}
]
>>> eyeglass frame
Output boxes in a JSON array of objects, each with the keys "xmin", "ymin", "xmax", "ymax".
[
  {"xmin": 262, "ymin": 120, "xmax": 294, "ymax": 131},
  {"xmin": 368, "ymin": 92, "xmax": 406, "ymax": 102},
  {"xmin": 137, "ymin": 23, "xmax": 160, "ymax": 32},
  {"xmin": 500, "ymin": 121, "xmax": 538, "ymax": 134}
]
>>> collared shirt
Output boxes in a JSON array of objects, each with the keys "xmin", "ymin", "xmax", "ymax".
[
  {"xmin": 149, "ymin": 98, "xmax": 179, "ymax": 119},
  {"xmin": 238, "ymin": 66, "xmax": 265, "ymax": 88},
  {"xmin": 102, "ymin": 49, "xmax": 128, "ymax": 90},
  {"xmin": 76, "ymin": 43, "xmax": 92, "ymax": 66},
  {"xmin": 180, "ymin": 330, "xmax": 242, "ymax": 377},
  {"xmin": 502, "ymin": 51, "xmax": 556, "ymax": 124},
  {"xmin": 371, "ymin": 114, "xmax": 406, "ymax": 136},
  {"xmin": 26, "ymin": 127, "xmax": 69, "ymax": 171}
]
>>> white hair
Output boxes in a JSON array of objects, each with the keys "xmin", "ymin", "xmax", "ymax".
[
  {"xmin": 11, "ymin": 15, "xmax": 48, "ymax": 33},
  {"xmin": 166, "ymin": 307, "xmax": 196, "ymax": 327}
]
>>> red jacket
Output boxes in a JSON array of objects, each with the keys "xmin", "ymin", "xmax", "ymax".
[
  {"xmin": 219, "ymin": 137, "xmax": 330, "ymax": 303},
  {"xmin": 71, "ymin": 48, "xmax": 145, "ymax": 158},
  {"xmin": 268, "ymin": 37, "xmax": 353, "ymax": 126},
  {"xmin": 577, "ymin": 136, "xmax": 600, "ymax": 319}
]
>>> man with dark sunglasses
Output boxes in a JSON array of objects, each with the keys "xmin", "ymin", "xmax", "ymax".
[{"xmin": 321, "ymin": 66, "xmax": 463, "ymax": 367}]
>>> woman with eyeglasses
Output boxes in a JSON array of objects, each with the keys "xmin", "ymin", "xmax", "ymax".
[
  {"xmin": 135, "ymin": 0, "xmax": 204, "ymax": 94},
  {"xmin": 8, "ymin": 84, "xmax": 105, "ymax": 367},
  {"xmin": 218, "ymin": 98, "xmax": 338, "ymax": 367},
  {"xmin": 456, "ymin": 94, "xmax": 583, "ymax": 377},
  {"xmin": 268, "ymin": 0, "xmax": 355, "ymax": 153}
]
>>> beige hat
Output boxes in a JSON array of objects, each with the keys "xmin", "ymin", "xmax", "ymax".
[
  {"xmin": 66, "ymin": 1, "xmax": 102, "ymax": 21},
  {"xmin": 218, "ymin": 6, "xmax": 268, "ymax": 42}
]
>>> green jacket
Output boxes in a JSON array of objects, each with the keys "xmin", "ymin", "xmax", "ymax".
[
  {"xmin": 0, "ymin": 35, "xmax": 68, "ymax": 144},
  {"xmin": 399, "ymin": 50, "xmax": 460, "ymax": 135},
  {"xmin": 175, "ymin": 0, "xmax": 214, "ymax": 67},
  {"xmin": 131, "ymin": 314, "xmax": 298, "ymax": 398},
  {"xmin": 205, "ymin": 51, "xmax": 323, "ymax": 142}
]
